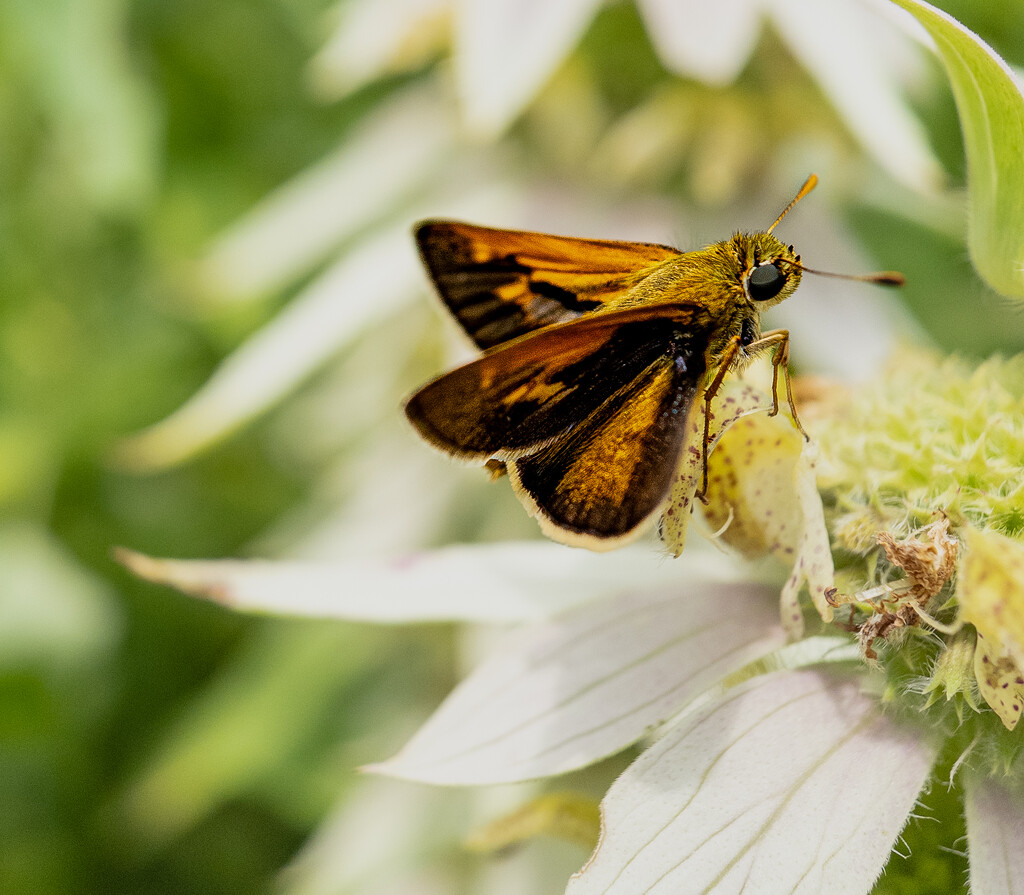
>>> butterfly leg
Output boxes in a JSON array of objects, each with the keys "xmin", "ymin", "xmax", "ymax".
[
  {"xmin": 695, "ymin": 335, "xmax": 743, "ymax": 503},
  {"xmin": 745, "ymin": 329, "xmax": 809, "ymax": 441},
  {"xmin": 484, "ymin": 459, "xmax": 508, "ymax": 480},
  {"xmin": 695, "ymin": 328, "xmax": 806, "ymax": 503}
]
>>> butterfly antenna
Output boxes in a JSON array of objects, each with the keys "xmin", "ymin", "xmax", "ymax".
[
  {"xmin": 791, "ymin": 262, "xmax": 905, "ymax": 287},
  {"xmin": 767, "ymin": 175, "xmax": 905, "ymax": 286},
  {"xmin": 766, "ymin": 174, "xmax": 819, "ymax": 234}
]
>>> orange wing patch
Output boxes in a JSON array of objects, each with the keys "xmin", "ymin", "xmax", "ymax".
[{"xmin": 506, "ymin": 324, "xmax": 709, "ymax": 547}]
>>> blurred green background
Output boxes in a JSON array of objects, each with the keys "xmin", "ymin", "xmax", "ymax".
[{"xmin": 2, "ymin": 1, "xmax": 1023, "ymax": 893}]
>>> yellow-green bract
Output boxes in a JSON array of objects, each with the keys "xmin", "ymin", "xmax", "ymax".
[{"xmin": 892, "ymin": 0, "xmax": 1024, "ymax": 298}]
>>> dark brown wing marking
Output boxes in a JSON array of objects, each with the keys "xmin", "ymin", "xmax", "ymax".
[
  {"xmin": 403, "ymin": 303, "xmax": 708, "ymax": 462},
  {"xmin": 416, "ymin": 221, "xmax": 681, "ymax": 349}
]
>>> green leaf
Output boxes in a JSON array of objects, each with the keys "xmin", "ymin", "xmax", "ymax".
[{"xmin": 890, "ymin": 0, "xmax": 1024, "ymax": 297}]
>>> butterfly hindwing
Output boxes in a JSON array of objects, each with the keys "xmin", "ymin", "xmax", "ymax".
[
  {"xmin": 416, "ymin": 221, "xmax": 681, "ymax": 349},
  {"xmin": 508, "ymin": 326, "xmax": 707, "ymax": 546},
  {"xmin": 404, "ymin": 303, "xmax": 710, "ymax": 466}
]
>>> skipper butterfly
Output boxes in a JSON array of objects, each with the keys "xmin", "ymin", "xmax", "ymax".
[{"xmin": 405, "ymin": 176, "xmax": 902, "ymax": 549}]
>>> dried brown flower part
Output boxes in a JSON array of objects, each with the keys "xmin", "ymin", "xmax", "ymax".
[
  {"xmin": 856, "ymin": 603, "xmax": 921, "ymax": 661},
  {"xmin": 826, "ymin": 517, "xmax": 959, "ymax": 660},
  {"xmin": 876, "ymin": 516, "xmax": 958, "ymax": 604}
]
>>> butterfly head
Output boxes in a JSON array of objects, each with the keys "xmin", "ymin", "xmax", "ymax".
[
  {"xmin": 735, "ymin": 231, "xmax": 803, "ymax": 311},
  {"xmin": 734, "ymin": 173, "xmax": 903, "ymax": 310}
]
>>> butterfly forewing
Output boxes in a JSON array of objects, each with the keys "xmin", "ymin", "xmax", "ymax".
[
  {"xmin": 508, "ymin": 326, "xmax": 707, "ymax": 545},
  {"xmin": 404, "ymin": 303, "xmax": 710, "ymax": 464},
  {"xmin": 416, "ymin": 222, "xmax": 680, "ymax": 349}
]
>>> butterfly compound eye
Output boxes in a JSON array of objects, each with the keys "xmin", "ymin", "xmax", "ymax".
[{"xmin": 747, "ymin": 262, "xmax": 787, "ymax": 301}]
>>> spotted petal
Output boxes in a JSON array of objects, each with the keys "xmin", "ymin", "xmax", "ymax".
[
  {"xmin": 960, "ymin": 527, "xmax": 1024, "ymax": 681},
  {"xmin": 703, "ymin": 412, "xmax": 835, "ymax": 635},
  {"xmin": 663, "ymin": 379, "xmax": 834, "ymax": 636},
  {"xmin": 660, "ymin": 380, "xmax": 773, "ymax": 556}
]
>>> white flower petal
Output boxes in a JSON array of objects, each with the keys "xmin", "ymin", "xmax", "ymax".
[
  {"xmin": 0, "ymin": 523, "xmax": 120, "ymax": 666},
  {"xmin": 637, "ymin": 0, "xmax": 761, "ymax": 85},
  {"xmin": 769, "ymin": 0, "xmax": 942, "ymax": 193},
  {"xmin": 117, "ymin": 225, "xmax": 419, "ymax": 469},
  {"xmin": 859, "ymin": 0, "xmax": 935, "ymax": 52},
  {"xmin": 965, "ymin": 773, "xmax": 1024, "ymax": 895},
  {"xmin": 200, "ymin": 84, "xmax": 454, "ymax": 302},
  {"xmin": 371, "ymin": 581, "xmax": 786, "ymax": 784},
  {"xmin": 309, "ymin": 0, "xmax": 449, "ymax": 99},
  {"xmin": 118, "ymin": 176, "xmax": 522, "ymax": 470},
  {"xmin": 279, "ymin": 776, "xmax": 464, "ymax": 895},
  {"xmin": 570, "ymin": 669, "xmax": 936, "ymax": 895},
  {"xmin": 117, "ymin": 542, "xmax": 740, "ymax": 624},
  {"xmin": 779, "ymin": 441, "xmax": 836, "ymax": 630},
  {"xmin": 260, "ymin": 436, "xmax": 464, "ymax": 561},
  {"xmin": 454, "ymin": 0, "xmax": 602, "ymax": 138}
]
